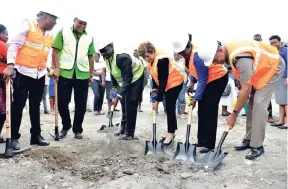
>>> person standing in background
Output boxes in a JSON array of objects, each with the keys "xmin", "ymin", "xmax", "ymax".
[
  {"xmin": 174, "ymin": 52, "xmax": 187, "ymax": 118},
  {"xmin": 92, "ymin": 52, "xmax": 106, "ymax": 115},
  {"xmin": 0, "ymin": 24, "xmax": 8, "ymax": 143},
  {"xmin": 42, "ymin": 74, "xmax": 50, "ymax": 114},
  {"xmin": 133, "ymin": 49, "xmax": 148, "ymax": 112},
  {"xmin": 269, "ymin": 35, "xmax": 287, "ymax": 129},
  {"xmin": 220, "ymin": 65, "xmax": 237, "ymax": 116},
  {"xmin": 48, "ymin": 74, "xmax": 55, "ymax": 113},
  {"xmin": 253, "ymin": 34, "xmax": 274, "ymax": 123}
]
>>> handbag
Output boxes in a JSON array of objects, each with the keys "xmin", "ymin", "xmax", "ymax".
[{"xmin": 222, "ymin": 84, "xmax": 231, "ymax": 96}]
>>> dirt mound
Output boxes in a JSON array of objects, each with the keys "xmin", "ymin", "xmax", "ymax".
[{"xmin": 24, "ymin": 147, "xmax": 77, "ymax": 171}]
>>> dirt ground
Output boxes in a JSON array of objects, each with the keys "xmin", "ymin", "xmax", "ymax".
[{"xmin": 0, "ymin": 88, "xmax": 287, "ymax": 189}]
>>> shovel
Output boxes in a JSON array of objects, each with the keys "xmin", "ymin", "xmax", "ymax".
[
  {"xmin": 174, "ymin": 105, "xmax": 197, "ymax": 161},
  {"xmin": 199, "ymin": 127, "xmax": 230, "ymax": 170},
  {"xmin": 98, "ymin": 104, "xmax": 119, "ymax": 132},
  {"xmin": 144, "ymin": 109, "xmax": 164, "ymax": 155},
  {"xmin": 49, "ymin": 79, "xmax": 59, "ymax": 141},
  {"xmin": 1, "ymin": 78, "xmax": 31, "ymax": 158}
]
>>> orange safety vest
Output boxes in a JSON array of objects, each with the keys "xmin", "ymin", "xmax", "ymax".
[
  {"xmin": 0, "ymin": 41, "xmax": 7, "ymax": 74},
  {"xmin": 225, "ymin": 40, "xmax": 280, "ymax": 90},
  {"xmin": 188, "ymin": 50, "xmax": 227, "ymax": 83},
  {"xmin": 15, "ymin": 20, "xmax": 53, "ymax": 70},
  {"xmin": 148, "ymin": 53, "xmax": 184, "ymax": 91}
]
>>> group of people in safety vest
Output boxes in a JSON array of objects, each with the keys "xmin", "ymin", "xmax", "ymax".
[{"xmin": 0, "ymin": 9, "xmax": 286, "ymax": 161}]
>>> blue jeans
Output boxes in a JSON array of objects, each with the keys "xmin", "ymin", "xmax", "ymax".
[
  {"xmin": 149, "ymin": 78, "xmax": 167, "ymax": 112},
  {"xmin": 92, "ymin": 80, "xmax": 105, "ymax": 111},
  {"xmin": 177, "ymin": 82, "xmax": 187, "ymax": 114}
]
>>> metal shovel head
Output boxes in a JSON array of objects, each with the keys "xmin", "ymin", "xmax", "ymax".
[
  {"xmin": 174, "ymin": 142, "xmax": 197, "ymax": 162},
  {"xmin": 199, "ymin": 150, "xmax": 216, "ymax": 164},
  {"xmin": 204, "ymin": 152, "xmax": 228, "ymax": 171},
  {"xmin": 48, "ymin": 132, "xmax": 60, "ymax": 141},
  {"xmin": 144, "ymin": 140, "xmax": 164, "ymax": 155},
  {"xmin": 97, "ymin": 123, "xmax": 120, "ymax": 133}
]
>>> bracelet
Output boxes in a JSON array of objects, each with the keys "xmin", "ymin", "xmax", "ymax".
[{"xmin": 233, "ymin": 110, "xmax": 238, "ymax": 115}]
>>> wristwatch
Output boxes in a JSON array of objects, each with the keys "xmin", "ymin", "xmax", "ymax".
[{"xmin": 233, "ymin": 110, "xmax": 238, "ymax": 115}]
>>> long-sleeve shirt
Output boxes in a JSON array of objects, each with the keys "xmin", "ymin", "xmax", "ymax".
[
  {"xmin": 109, "ymin": 53, "xmax": 135, "ymax": 97},
  {"xmin": 7, "ymin": 19, "xmax": 51, "ymax": 79},
  {"xmin": 151, "ymin": 58, "xmax": 169, "ymax": 102},
  {"xmin": 279, "ymin": 46, "xmax": 287, "ymax": 78},
  {"xmin": 188, "ymin": 53, "xmax": 209, "ymax": 101}
]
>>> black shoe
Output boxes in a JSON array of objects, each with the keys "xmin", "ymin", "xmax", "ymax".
[
  {"xmin": 30, "ymin": 135, "xmax": 50, "ymax": 146},
  {"xmin": 114, "ymin": 125, "xmax": 125, "ymax": 136},
  {"xmin": 11, "ymin": 139, "xmax": 20, "ymax": 150},
  {"xmin": 245, "ymin": 146, "xmax": 264, "ymax": 160},
  {"xmin": 59, "ymin": 129, "xmax": 69, "ymax": 139},
  {"xmin": 234, "ymin": 139, "xmax": 251, "ymax": 151},
  {"xmin": 44, "ymin": 110, "xmax": 50, "ymax": 114},
  {"xmin": 199, "ymin": 147, "xmax": 211, "ymax": 154},
  {"xmin": 74, "ymin": 133, "xmax": 83, "ymax": 139}
]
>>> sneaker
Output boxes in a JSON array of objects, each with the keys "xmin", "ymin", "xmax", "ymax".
[{"xmin": 94, "ymin": 111, "xmax": 100, "ymax": 115}]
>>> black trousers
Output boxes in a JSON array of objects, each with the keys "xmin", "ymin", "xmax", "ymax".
[
  {"xmin": 164, "ymin": 83, "xmax": 183, "ymax": 133},
  {"xmin": 58, "ymin": 76, "xmax": 89, "ymax": 134},
  {"xmin": 268, "ymin": 101, "xmax": 273, "ymax": 118},
  {"xmin": 11, "ymin": 71, "xmax": 45, "ymax": 139},
  {"xmin": 120, "ymin": 74, "xmax": 144, "ymax": 136},
  {"xmin": 198, "ymin": 74, "xmax": 228, "ymax": 149}
]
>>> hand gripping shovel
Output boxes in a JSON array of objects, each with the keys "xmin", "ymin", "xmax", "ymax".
[
  {"xmin": 2, "ymin": 78, "xmax": 31, "ymax": 158},
  {"xmin": 173, "ymin": 105, "xmax": 197, "ymax": 161},
  {"xmin": 199, "ymin": 127, "xmax": 230, "ymax": 170},
  {"xmin": 98, "ymin": 104, "xmax": 119, "ymax": 132},
  {"xmin": 49, "ymin": 79, "xmax": 59, "ymax": 140},
  {"xmin": 144, "ymin": 109, "xmax": 164, "ymax": 155}
]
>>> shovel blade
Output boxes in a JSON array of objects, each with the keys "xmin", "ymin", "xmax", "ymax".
[
  {"xmin": 205, "ymin": 152, "xmax": 228, "ymax": 171},
  {"xmin": 174, "ymin": 142, "xmax": 197, "ymax": 162},
  {"xmin": 144, "ymin": 140, "xmax": 164, "ymax": 155},
  {"xmin": 187, "ymin": 144, "xmax": 197, "ymax": 162},
  {"xmin": 98, "ymin": 123, "xmax": 119, "ymax": 133},
  {"xmin": 174, "ymin": 143, "xmax": 188, "ymax": 161},
  {"xmin": 199, "ymin": 150, "xmax": 216, "ymax": 164}
]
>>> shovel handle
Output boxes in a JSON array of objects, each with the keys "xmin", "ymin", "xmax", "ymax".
[
  {"xmin": 5, "ymin": 78, "xmax": 11, "ymax": 139},
  {"xmin": 188, "ymin": 105, "xmax": 193, "ymax": 125},
  {"xmin": 152, "ymin": 109, "xmax": 156, "ymax": 124}
]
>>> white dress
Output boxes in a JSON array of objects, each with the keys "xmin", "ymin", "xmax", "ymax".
[{"xmin": 219, "ymin": 76, "xmax": 237, "ymax": 108}]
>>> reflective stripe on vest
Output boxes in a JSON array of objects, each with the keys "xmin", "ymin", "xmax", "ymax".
[
  {"xmin": 105, "ymin": 53, "xmax": 144, "ymax": 86},
  {"xmin": 59, "ymin": 27, "xmax": 92, "ymax": 72},
  {"xmin": 226, "ymin": 40, "xmax": 280, "ymax": 89},
  {"xmin": 15, "ymin": 20, "xmax": 53, "ymax": 69},
  {"xmin": 148, "ymin": 54, "xmax": 184, "ymax": 91}
]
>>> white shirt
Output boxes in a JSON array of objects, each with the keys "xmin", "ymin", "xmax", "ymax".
[
  {"xmin": 7, "ymin": 19, "xmax": 52, "ymax": 79},
  {"xmin": 93, "ymin": 61, "xmax": 111, "ymax": 81}
]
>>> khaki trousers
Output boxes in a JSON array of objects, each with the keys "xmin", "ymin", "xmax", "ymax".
[{"xmin": 244, "ymin": 58, "xmax": 285, "ymax": 147}]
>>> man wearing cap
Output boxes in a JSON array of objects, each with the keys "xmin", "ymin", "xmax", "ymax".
[
  {"xmin": 3, "ymin": 10, "xmax": 58, "ymax": 150},
  {"xmin": 52, "ymin": 16, "xmax": 95, "ymax": 139},
  {"xmin": 98, "ymin": 42, "xmax": 144, "ymax": 140},
  {"xmin": 171, "ymin": 34, "xmax": 228, "ymax": 153},
  {"xmin": 210, "ymin": 40, "xmax": 285, "ymax": 159}
]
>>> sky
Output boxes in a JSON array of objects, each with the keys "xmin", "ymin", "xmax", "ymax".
[{"xmin": 1, "ymin": 0, "xmax": 287, "ymax": 54}]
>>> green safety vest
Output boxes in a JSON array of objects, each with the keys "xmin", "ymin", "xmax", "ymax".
[
  {"xmin": 105, "ymin": 53, "xmax": 144, "ymax": 86},
  {"xmin": 59, "ymin": 27, "xmax": 93, "ymax": 72}
]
